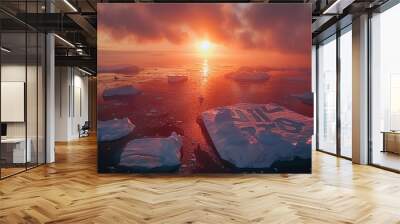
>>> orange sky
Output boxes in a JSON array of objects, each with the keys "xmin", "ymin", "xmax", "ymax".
[{"xmin": 98, "ymin": 3, "xmax": 311, "ymax": 69}]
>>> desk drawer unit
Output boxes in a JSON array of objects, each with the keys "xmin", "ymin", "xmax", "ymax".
[{"xmin": 383, "ymin": 132, "xmax": 400, "ymax": 154}]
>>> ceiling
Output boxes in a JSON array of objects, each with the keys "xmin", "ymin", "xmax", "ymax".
[{"xmin": 0, "ymin": 0, "xmax": 390, "ymax": 74}]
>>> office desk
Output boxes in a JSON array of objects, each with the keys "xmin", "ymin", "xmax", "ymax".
[
  {"xmin": 382, "ymin": 131, "xmax": 400, "ymax": 154},
  {"xmin": 1, "ymin": 138, "xmax": 31, "ymax": 163}
]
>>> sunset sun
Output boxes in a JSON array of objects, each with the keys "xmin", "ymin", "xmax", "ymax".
[
  {"xmin": 198, "ymin": 40, "xmax": 213, "ymax": 56},
  {"xmin": 200, "ymin": 40, "xmax": 211, "ymax": 51}
]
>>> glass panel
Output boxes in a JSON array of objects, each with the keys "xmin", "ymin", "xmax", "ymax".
[
  {"xmin": 312, "ymin": 46, "xmax": 317, "ymax": 151},
  {"xmin": 318, "ymin": 36, "xmax": 337, "ymax": 154},
  {"xmin": 38, "ymin": 33, "xmax": 45, "ymax": 165},
  {"xmin": 1, "ymin": 30, "xmax": 27, "ymax": 177},
  {"xmin": 27, "ymin": 30, "xmax": 38, "ymax": 169},
  {"xmin": 0, "ymin": 1, "xmax": 46, "ymax": 178},
  {"xmin": 26, "ymin": 0, "xmax": 39, "ymax": 169},
  {"xmin": 339, "ymin": 28, "xmax": 352, "ymax": 158},
  {"xmin": 371, "ymin": 4, "xmax": 400, "ymax": 171}
]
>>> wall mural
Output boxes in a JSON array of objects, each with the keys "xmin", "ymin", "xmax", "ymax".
[{"xmin": 97, "ymin": 3, "xmax": 313, "ymax": 173}]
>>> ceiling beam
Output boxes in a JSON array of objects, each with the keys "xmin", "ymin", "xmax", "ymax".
[{"xmin": 55, "ymin": 55, "xmax": 96, "ymax": 70}]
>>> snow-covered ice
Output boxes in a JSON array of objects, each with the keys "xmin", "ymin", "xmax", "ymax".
[
  {"xmin": 103, "ymin": 85, "xmax": 141, "ymax": 98},
  {"xmin": 225, "ymin": 67, "xmax": 270, "ymax": 82},
  {"xmin": 98, "ymin": 118, "xmax": 135, "ymax": 142},
  {"xmin": 201, "ymin": 103, "xmax": 312, "ymax": 169},
  {"xmin": 118, "ymin": 132, "xmax": 183, "ymax": 172},
  {"xmin": 291, "ymin": 92, "xmax": 313, "ymax": 106}
]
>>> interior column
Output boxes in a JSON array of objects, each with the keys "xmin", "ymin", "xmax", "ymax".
[{"xmin": 352, "ymin": 14, "xmax": 369, "ymax": 164}]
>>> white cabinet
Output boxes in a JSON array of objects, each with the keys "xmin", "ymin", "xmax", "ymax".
[{"xmin": 1, "ymin": 138, "xmax": 32, "ymax": 163}]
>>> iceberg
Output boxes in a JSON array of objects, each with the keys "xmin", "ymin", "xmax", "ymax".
[
  {"xmin": 103, "ymin": 85, "xmax": 141, "ymax": 98},
  {"xmin": 98, "ymin": 118, "xmax": 135, "ymax": 142},
  {"xmin": 118, "ymin": 132, "xmax": 183, "ymax": 172},
  {"xmin": 167, "ymin": 75, "xmax": 188, "ymax": 83},
  {"xmin": 200, "ymin": 103, "xmax": 312, "ymax": 170},
  {"xmin": 225, "ymin": 67, "xmax": 270, "ymax": 82}
]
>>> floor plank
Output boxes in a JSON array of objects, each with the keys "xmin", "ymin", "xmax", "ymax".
[{"xmin": 1, "ymin": 136, "xmax": 400, "ymax": 224}]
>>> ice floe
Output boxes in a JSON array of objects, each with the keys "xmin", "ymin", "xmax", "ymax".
[
  {"xmin": 103, "ymin": 85, "xmax": 141, "ymax": 98},
  {"xmin": 98, "ymin": 65, "xmax": 142, "ymax": 75},
  {"xmin": 118, "ymin": 132, "xmax": 183, "ymax": 172},
  {"xmin": 98, "ymin": 118, "xmax": 135, "ymax": 142},
  {"xmin": 201, "ymin": 103, "xmax": 312, "ymax": 169},
  {"xmin": 225, "ymin": 67, "xmax": 270, "ymax": 82}
]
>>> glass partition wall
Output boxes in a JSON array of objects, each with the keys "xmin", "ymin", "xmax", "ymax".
[
  {"xmin": 339, "ymin": 27, "xmax": 352, "ymax": 159},
  {"xmin": 317, "ymin": 35, "xmax": 337, "ymax": 155},
  {"xmin": 0, "ymin": 30, "xmax": 27, "ymax": 177},
  {"xmin": 0, "ymin": 3, "xmax": 46, "ymax": 179},
  {"xmin": 370, "ymin": 3, "xmax": 400, "ymax": 171},
  {"xmin": 316, "ymin": 25, "xmax": 353, "ymax": 159}
]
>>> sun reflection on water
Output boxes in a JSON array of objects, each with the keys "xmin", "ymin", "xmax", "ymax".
[{"xmin": 201, "ymin": 59, "xmax": 209, "ymax": 84}]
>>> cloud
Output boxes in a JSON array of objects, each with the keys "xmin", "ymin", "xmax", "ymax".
[
  {"xmin": 243, "ymin": 4, "xmax": 311, "ymax": 53},
  {"xmin": 98, "ymin": 3, "xmax": 310, "ymax": 54}
]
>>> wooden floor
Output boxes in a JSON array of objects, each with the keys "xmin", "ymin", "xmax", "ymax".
[
  {"xmin": 1, "ymin": 167, "xmax": 26, "ymax": 178},
  {"xmin": 1, "ymin": 136, "xmax": 400, "ymax": 224},
  {"xmin": 372, "ymin": 150, "xmax": 400, "ymax": 171}
]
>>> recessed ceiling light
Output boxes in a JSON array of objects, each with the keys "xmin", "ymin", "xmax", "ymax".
[
  {"xmin": 63, "ymin": 0, "xmax": 78, "ymax": 12},
  {"xmin": 54, "ymin": 34, "xmax": 75, "ymax": 48},
  {"xmin": 322, "ymin": 0, "xmax": 354, "ymax": 15},
  {"xmin": 1, "ymin": 47, "xmax": 11, "ymax": 53},
  {"xmin": 78, "ymin": 67, "xmax": 93, "ymax": 76}
]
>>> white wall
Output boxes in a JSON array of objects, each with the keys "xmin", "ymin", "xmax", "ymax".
[
  {"xmin": 1, "ymin": 65, "xmax": 26, "ymax": 82},
  {"xmin": 72, "ymin": 73, "xmax": 89, "ymax": 138},
  {"xmin": 55, "ymin": 67, "xmax": 70, "ymax": 141},
  {"xmin": 55, "ymin": 67, "xmax": 89, "ymax": 141}
]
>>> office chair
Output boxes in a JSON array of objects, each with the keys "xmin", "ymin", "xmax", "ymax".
[{"xmin": 79, "ymin": 121, "xmax": 90, "ymax": 138}]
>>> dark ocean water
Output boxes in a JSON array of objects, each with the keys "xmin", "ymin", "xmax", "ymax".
[{"xmin": 97, "ymin": 61, "xmax": 312, "ymax": 173}]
